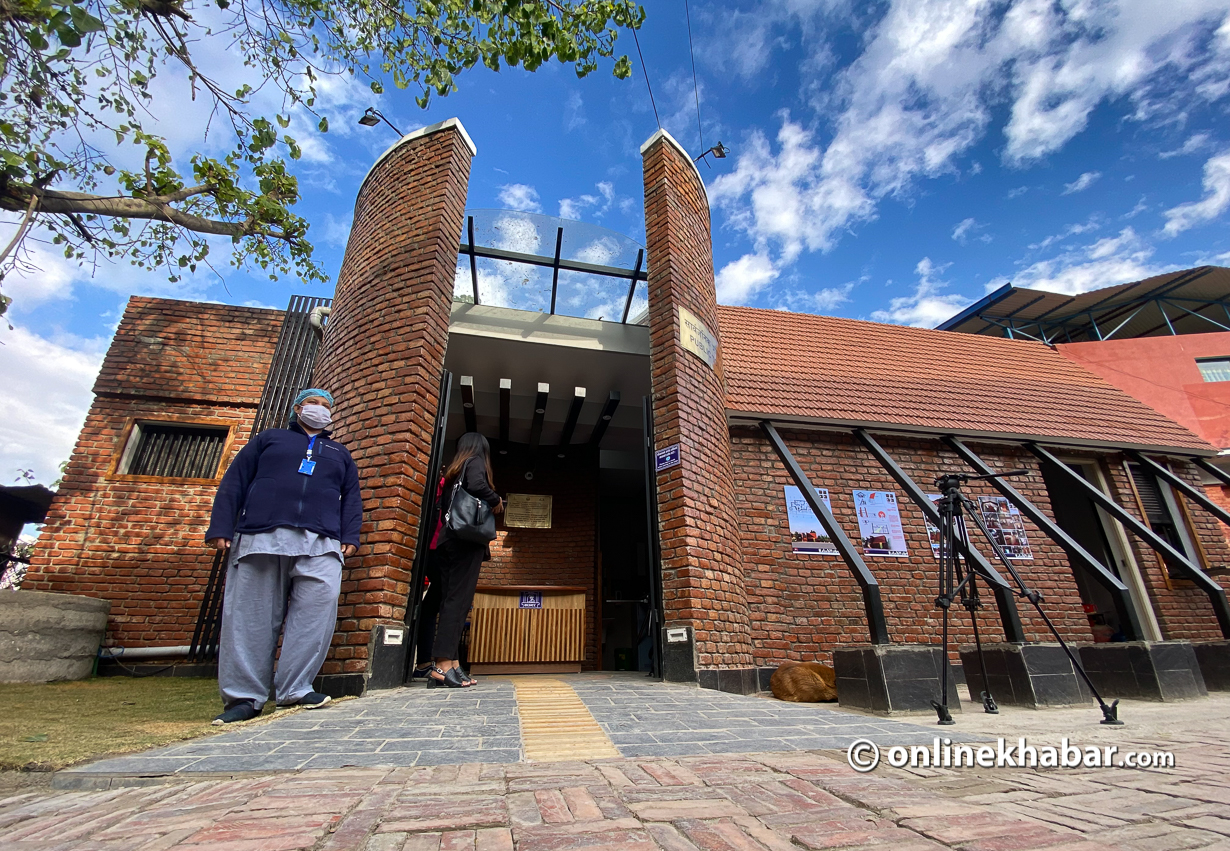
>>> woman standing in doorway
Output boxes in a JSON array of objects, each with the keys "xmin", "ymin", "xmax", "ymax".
[{"xmin": 428, "ymin": 432, "xmax": 503, "ymax": 688}]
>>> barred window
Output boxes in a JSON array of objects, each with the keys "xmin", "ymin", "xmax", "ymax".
[
  {"xmin": 119, "ymin": 423, "xmax": 229, "ymax": 479},
  {"xmin": 1196, "ymin": 357, "xmax": 1230, "ymax": 382}
]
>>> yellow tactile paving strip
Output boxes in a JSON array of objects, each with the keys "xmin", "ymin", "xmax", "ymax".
[{"xmin": 511, "ymin": 677, "xmax": 621, "ymax": 761}]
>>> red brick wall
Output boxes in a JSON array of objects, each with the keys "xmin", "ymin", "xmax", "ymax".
[
  {"xmin": 312, "ymin": 122, "xmax": 474, "ymax": 676},
  {"xmin": 730, "ymin": 428, "xmax": 1097, "ymax": 665},
  {"xmin": 25, "ymin": 297, "xmax": 282, "ymax": 648},
  {"xmin": 480, "ymin": 453, "xmax": 599, "ymax": 668},
  {"xmin": 642, "ymin": 132, "xmax": 754, "ymax": 670}
]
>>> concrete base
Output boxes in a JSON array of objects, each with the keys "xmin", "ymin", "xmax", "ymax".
[
  {"xmin": 1192, "ymin": 640, "xmax": 1230, "ymax": 691},
  {"xmin": 1078, "ymin": 641, "xmax": 1207, "ymax": 701},
  {"xmin": 961, "ymin": 643, "xmax": 1091, "ymax": 707},
  {"xmin": 0, "ymin": 590, "xmax": 109, "ymax": 682},
  {"xmin": 697, "ymin": 668, "xmax": 759, "ymax": 695},
  {"xmin": 834, "ymin": 644, "xmax": 961, "ymax": 715}
]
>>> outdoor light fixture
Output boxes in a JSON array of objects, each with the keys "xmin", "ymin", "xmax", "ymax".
[
  {"xmin": 358, "ymin": 107, "xmax": 403, "ymax": 136},
  {"xmin": 694, "ymin": 141, "xmax": 729, "ymax": 168}
]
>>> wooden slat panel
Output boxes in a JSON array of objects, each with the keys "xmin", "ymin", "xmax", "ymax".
[
  {"xmin": 527, "ymin": 608, "xmax": 584, "ymax": 662},
  {"xmin": 469, "ymin": 608, "xmax": 530, "ymax": 662}
]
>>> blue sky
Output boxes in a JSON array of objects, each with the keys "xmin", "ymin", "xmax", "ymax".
[{"xmin": 4, "ymin": 0, "xmax": 1230, "ymax": 483}]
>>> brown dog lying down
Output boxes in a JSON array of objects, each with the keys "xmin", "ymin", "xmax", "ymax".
[{"xmin": 770, "ymin": 661, "xmax": 838, "ymax": 702}]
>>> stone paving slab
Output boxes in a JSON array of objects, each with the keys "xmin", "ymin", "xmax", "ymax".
[{"xmin": 56, "ymin": 675, "xmax": 982, "ymax": 780}]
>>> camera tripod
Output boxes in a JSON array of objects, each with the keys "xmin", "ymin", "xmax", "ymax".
[{"xmin": 931, "ymin": 470, "xmax": 1123, "ymax": 726}]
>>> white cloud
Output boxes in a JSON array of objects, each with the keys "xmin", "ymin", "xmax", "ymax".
[
  {"xmin": 715, "ymin": 252, "xmax": 779, "ymax": 305},
  {"xmin": 1162, "ymin": 150, "xmax": 1230, "ymax": 236},
  {"xmin": 0, "ymin": 327, "xmax": 105, "ymax": 484},
  {"xmin": 952, "ymin": 217, "xmax": 977, "ymax": 244},
  {"xmin": 1028, "ymin": 216, "xmax": 1101, "ymax": 251},
  {"xmin": 1004, "ymin": 227, "xmax": 1158, "ymax": 295},
  {"xmin": 318, "ymin": 212, "xmax": 354, "ymax": 249},
  {"xmin": 564, "ymin": 91, "xmax": 586, "ymax": 132},
  {"xmin": 710, "ymin": 2, "xmax": 1230, "ymax": 274},
  {"xmin": 558, "ymin": 182, "xmax": 617, "ymax": 221},
  {"xmin": 871, "ymin": 258, "xmax": 971, "ymax": 328},
  {"xmin": 1007, "ymin": 186, "xmax": 1029, "ymax": 199},
  {"xmin": 1160, "ymin": 132, "xmax": 1214, "ymax": 159},
  {"xmin": 1062, "ymin": 171, "xmax": 1102, "ymax": 195},
  {"xmin": 497, "ymin": 184, "xmax": 543, "ymax": 213}
]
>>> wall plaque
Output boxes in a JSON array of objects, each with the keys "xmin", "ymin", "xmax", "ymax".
[
  {"xmin": 504, "ymin": 493, "xmax": 553, "ymax": 529},
  {"xmin": 679, "ymin": 306, "xmax": 718, "ymax": 369}
]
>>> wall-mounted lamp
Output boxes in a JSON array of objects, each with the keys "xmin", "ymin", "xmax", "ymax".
[
  {"xmin": 694, "ymin": 141, "xmax": 729, "ymax": 168},
  {"xmin": 358, "ymin": 107, "xmax": 404, "ymax": 136}
]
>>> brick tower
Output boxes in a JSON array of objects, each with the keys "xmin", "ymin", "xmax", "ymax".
[
  {"xmin": 641, "ymin": 129, "xmax": 756, "ymax": 692},
  {"xmin": 311, "ymin": 119, "xmax": 475, "ymax": 693}
]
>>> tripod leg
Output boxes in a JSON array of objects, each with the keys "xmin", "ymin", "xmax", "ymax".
[
  {"xmin": 931, "ymin": 510, "xmax": 956, "ymax": 725},
  {"xmin": 960, "ymin": 494, "xmax": 1122, "ymax": 726},
  {"xmin": 967, "ymin": 580, "xmax": 999, "ymax": 714}
]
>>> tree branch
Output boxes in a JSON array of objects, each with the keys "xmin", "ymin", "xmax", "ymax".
[{"xmin": 0, "ymin": 185, "xmax": 289, "ymax": 240}]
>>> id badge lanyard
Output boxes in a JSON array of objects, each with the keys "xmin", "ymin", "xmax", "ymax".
[{"xmin": 298, "ymin": 435, "xmax": 317, "ymax": 475}]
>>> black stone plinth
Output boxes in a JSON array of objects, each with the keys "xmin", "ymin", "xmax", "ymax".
[
  {"xmin": 698, "ymin": 668, "xmax": 760, "ymax": 695},
  {"xmin": 1191, "ymin": 640, "xmax": 1230, "ymax": 691},
  {"xmin": 661, "ymin": 625, "xmax": 697, "ymax": 684},
  {"xmin": 1078, "ymin": 641, "xmax": 1207, "ymax": 701},
  {"xmin": 833, "ymin": 645, "xmax": 961, "ymax": 715},
  {"xmin": 367, "ymin": 623, "xmax": 409, "ymax": 690},
  {"xmin": 960, "ymin": 643, "xmax": 1090, "ymax": 707}
]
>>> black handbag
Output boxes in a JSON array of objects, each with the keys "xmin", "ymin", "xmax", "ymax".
[{"xmin": 442, "ymin": 478, "xmax": 497, "ymax": 543}]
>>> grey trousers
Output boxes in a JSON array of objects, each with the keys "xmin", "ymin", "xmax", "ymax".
[{"xmin": 218, "ymin": 551, "xmax": 342, "ymax": 708}]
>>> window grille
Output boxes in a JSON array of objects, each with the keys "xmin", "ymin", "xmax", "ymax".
[
  {"xmin": 1197, "ymin": 357, "xmax": 1230, "ymax": 382},
  {"xmin": 121, "ymin": 423, "xmax": 228, "ymax": 479},
  {"xmin": 1128, "ymin": 462, "xmax": 1192, "ymax": 578}
]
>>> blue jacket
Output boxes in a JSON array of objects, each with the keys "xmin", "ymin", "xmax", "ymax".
[{"xmin": 205, "ymin": 423, "xmax": 363, "ymax": 547}]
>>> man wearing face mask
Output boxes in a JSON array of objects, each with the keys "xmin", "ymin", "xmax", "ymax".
[{"xmin": 204, "ymin": 388, "xmax": 362, "ymax": 724}]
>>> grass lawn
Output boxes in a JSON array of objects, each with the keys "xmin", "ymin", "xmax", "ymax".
[{"xmin": 0, "ymin": 677, "xmax": 224, "ymax": 771}]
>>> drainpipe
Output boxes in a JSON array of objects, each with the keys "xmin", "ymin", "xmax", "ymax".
[
  {"xmin": 309, "ymin": 306, "xmax": 332, "ymax": 335},
  {"xmin": 99, "ymin": 646, "xmax": 192, "ymax": 660}
]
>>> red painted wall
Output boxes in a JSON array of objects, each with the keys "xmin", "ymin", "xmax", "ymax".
[{"xmin": 1057, "ymin": 332, "xmax": 1230, "ymax": 449}]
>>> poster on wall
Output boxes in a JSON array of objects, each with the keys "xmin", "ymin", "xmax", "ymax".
[
  {"xmin": 852, "ymin": 490, "xmax": 909, "ymax": 557},
  {"xmin": 977, "ymin": 496, "xmax": 1034, "ymax": 560},
  {"xmin": 783, "ymin": 485, "xmax": 837, "ymax": 554}
]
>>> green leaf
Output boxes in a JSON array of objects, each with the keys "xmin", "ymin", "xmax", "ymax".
[
  {"xmin": 317, "ymin": 117, "xmax": 328, "ymax": 133},
  {"xmin": 21, "ymin": 734, "xmax": 49, "ymax": 742},
  {"xmin": 370, "ymin": 80, "xmax": 383, "ymax": 94}
]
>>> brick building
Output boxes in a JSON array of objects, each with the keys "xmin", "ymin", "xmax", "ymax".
[{"xmin": 27, "ymin": 120, "xmax": 1230, "ymax": 706}]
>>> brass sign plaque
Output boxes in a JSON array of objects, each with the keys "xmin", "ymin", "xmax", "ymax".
[
  {"xmin": 504, "ymin": 493, "xmax": 553, "ymax": 529},
  {"xmin": 679, "ymin": 306, "xmax": 718, "ymax": 369}
]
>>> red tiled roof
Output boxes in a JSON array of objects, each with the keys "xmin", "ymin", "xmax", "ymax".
[{"xmin": 716, "ymin": 304, "xmax": 1213, "ymax": 452}]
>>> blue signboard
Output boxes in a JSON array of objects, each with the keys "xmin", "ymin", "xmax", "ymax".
[
  {"xmin": 655, "ymin": 444, "xmax": 681, "ymax": 472},
  {"xmin": 519, "ymin": 592, "xmax": 543, "ymax": 609}
]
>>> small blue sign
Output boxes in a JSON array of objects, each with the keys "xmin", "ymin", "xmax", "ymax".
[
  {"xmin": 519, "ymin": 592, "xmax": 543, "ymax": 609},
  {"xmin": 655, "ymin": 444, "xmax": 681, "ymax": 473}
]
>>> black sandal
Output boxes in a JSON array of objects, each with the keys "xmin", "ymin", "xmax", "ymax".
[{"xmin": 427, "ymin": 665, "xmax": 470, "ymax": 689}]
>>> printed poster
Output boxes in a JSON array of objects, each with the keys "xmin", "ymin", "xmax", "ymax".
[
  {"xmin": 977, "ymin": 496, "xmax": 1034, "ymax": 560},
  {"xmin": 783, "ymin": 485, "xmax": 837, "ymax": 555},
  {"xmin": 852, "ymin": 490, "xmax": 908, "ymax": 557}
]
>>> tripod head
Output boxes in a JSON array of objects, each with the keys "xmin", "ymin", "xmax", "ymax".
[{"xmin": 934, "ymin": 469, "xmax": 1028, "ymax": 495}]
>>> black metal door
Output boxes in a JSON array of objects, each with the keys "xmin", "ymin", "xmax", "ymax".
[{"xmin": 402, "ymin": 371, "xmax": 453, "ymax": 683}]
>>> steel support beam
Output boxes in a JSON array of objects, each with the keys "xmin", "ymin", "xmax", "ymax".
[
  {"xmin": 1029, "ymin": 444, "xmax": 1230, "ymax": 638},
  {"xmin": 1130, "ymin": 451, "xmax": 1230, "ymax": 528},
  {"xmin": 459, "ymin": 375, "xmax": 477, "ymax": 434},
  {"xmin": 854, "ymin": 429, "xmax": 1026, "ymax": 643},
  {"xmin": 944, "ymin": 437, "xmax": 1145, "ymax": 641},
  {"xmin": 529, "ymin": 383, "xmax": 548, "ymax": 450},
  {"xmin": 557, "ymin": 387, "xmax": 586, "ymax": 455},
  {"xmin": 549, "ymin": 227, "xmax": 563, "ymax": 314},
  {"xmin": 762, "ymin": 422, "xmax": 890, "ymax": 645},
  {"xmin": 1191, "ymin": 456, "xmax": 1230, "ymax": 488},
  {"xmin": 589, "ymin": 391, "xmax": 620, "ymax": 447},
  {"xmin": 621, "ymin": 249, "xmax": 645, "ymax": 324},
  {"xmin": 467, "ymin": 216, "xmax": 480, "ymax": 305}
]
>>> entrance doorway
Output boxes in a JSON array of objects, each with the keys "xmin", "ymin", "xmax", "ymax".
[{"xmin": 599, "ymin": 467, "xmax": 651, "ymax": 671}]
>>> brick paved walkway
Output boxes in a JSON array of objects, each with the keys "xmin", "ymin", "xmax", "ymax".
[{"xmin": 6, "ymin": 740, "xmax": 1230, "ymax": 849}]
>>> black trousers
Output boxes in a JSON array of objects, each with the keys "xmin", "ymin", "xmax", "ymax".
[
  {"xmin": 430, "ymin": 538, "xmax": 485, "ymax": 660},
  {"xmin": 414, "ymin": 553, "xmax": 442, "ymax": 665}
]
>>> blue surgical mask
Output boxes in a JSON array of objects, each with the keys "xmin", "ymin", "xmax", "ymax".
[{"xmin": 298, "ymin": 404, "xmax": 332, "ymax": 430}]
